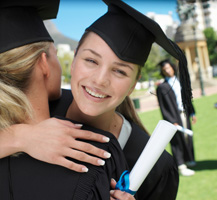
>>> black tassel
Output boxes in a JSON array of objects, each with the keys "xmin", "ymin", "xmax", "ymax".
[{"xmin": 176, "ymin": 45, "xmax": 194, "ymax": 114}]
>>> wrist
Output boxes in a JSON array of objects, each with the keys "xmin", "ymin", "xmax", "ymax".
[{"xmin": 10, "ymin": 124, "xmax": 30, "ymax": 153}]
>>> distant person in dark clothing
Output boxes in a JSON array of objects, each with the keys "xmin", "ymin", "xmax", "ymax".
[{"xmin": 157, "ymin": 59, "xmax": 197, "ymax": 176}]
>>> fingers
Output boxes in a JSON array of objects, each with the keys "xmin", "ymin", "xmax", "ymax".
[
  {"xmin": 110, "ymin": 179, "xmax": 135, "ymax": 200},
  {"xmin": 110, "ymin": 190, "xmax": 135, "ymax": 200},
  {"xmin": 24, "ymin": 118, "xmax": 113, "ymax": 171},
  {"xmin": 53, "ymin": 118, "xmax": 83, "ymax": 129},
  {"xmin": 110, "ymin": 178, "xmax": 117, "ymax": 189},
  {"xmin": 68, "ymin": 139, "xmax": 111, "ymax": 159},
  {"xmin": 63, "ymin": 148, "xmax": 107, "ymax": 167},
  {"xmin": 52, "ymin": 118, "xmax": 110, "ymax": 143},
  {"xmin": 56, "ymin": 157, "xmax": 89, "ymax": 173}
]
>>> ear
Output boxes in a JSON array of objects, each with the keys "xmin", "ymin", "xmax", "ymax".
[
  {"xmin": 138, "ymin": 74, "xmax": 142, "ymax": 81},
  {"xmin": 127, "ymin": 81, "xmax": 137, "ymax": 96},
  {"xmin": 38, "ymin": 52, "xmax": 50, "ymax": 77}
]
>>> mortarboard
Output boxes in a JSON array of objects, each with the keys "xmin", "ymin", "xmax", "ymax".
[
  {"xmin": 86, "ymin": 0, "xmax": 193, "ymax": 113},
  {"xmin": 0, "ymin": 0, "xmax": 60, "ymax": 53}
]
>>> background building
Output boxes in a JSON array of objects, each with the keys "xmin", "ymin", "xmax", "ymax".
[{"xmin": 177, "ymin": 0, "xmax": 217, "ymax": 31}]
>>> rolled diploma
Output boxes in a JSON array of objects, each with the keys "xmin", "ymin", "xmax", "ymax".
[
  {"xmin": 176, "ymin": 125, "xmax": 193, "ymax": 136},
  {"xmin": 129, "ymin": 120, "xmax": 177, "ymax": 192}
]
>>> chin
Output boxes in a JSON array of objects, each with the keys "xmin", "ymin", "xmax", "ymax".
[{"xmin": 80, "ymin": 107, "xmax": 102, "ymax": 117}]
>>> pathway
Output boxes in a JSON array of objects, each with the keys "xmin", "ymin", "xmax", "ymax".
[{"xmin": 136, "ymin": 79, "xmax": 217, "ymax": 112}]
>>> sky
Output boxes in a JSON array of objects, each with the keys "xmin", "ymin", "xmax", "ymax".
[{"xmin": 52, "ymin": 0, "xmax": 179, "ymax": 41}]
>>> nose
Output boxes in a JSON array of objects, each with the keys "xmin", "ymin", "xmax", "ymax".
[{"xmin": 93, "ymin": 66, "xmax": 110, "ymax": 87}]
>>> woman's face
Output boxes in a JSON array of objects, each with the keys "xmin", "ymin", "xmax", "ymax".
[
  {"xmin": 71, "ymin": 32, "xmax": 138, "ymax": 117},
  {"xmin": 162, "ymin": 63, "xmax": 175, "ymax": 78}
]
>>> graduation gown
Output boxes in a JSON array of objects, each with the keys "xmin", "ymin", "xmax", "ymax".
[
  {"xmin": 49, "ymin": 89, "xmax": 179, "ymax": 200},
  {"xmin": 0, "ymin": 117, "xmax": 128, "ymax": 200},
  {"xmin": 156, "ymin": 81, "xmax": 195, "ymax": 166}
]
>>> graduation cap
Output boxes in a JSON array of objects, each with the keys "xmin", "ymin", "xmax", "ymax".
[
  {"xmin": 86, "ymin": 0, "xmax": 193, "ymax": 113},
  {"xmin": 0, "ymin": 0, "xmax": 60, "ymax": 53}
]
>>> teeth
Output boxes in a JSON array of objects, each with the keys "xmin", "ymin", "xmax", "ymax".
[{"xmin": 85, "ymin": 87, "xmax": 107, "ymax": 98}]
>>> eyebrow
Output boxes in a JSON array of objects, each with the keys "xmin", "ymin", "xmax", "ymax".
[
  {"xmin": 83, "ymin": 49, "xmax": 102, "ymax": 58},
  {"xmin": 83, "ymin": 48, "xmax": 134, "ymax": 71},
  {"xmin": 113, "ymin": 62, "xmax": 134, "ymax": 71}
]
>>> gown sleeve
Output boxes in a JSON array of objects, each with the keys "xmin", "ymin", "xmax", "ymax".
[{"xmin": 156, "ymin": 82, "xmax": 180, "ymax": 125}]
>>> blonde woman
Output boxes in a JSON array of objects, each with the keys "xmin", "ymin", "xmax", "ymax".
[
  {"xmin": 0, "ymin": 1, "xmax": 131, "ymax": 199},
  {"xmin": 1, "ymin": 0, "xmax": 194, "ymax": 199}
]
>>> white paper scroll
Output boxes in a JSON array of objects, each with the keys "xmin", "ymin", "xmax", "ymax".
[
  {"xmin": 176, "ymin": 125, "xmax": 193, "ymax": 136},
  {"xmin": 129, "ymin": 120, "xmax": 177, "ymax": 192}
]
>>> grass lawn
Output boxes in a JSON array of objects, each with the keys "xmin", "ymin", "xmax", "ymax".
[{"xmin": 138, "ymin": 94, "xmax": 217, "ymax": 200}]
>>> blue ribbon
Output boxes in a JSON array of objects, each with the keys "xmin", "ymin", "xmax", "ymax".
[{"xmin": 115, "ymin": 170, "xmax": 136, "ymax": 195}]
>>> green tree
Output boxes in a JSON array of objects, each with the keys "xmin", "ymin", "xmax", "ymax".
[
  {"xmin": 140, "ymin": 44, "xmax": 161, "ymax": 81},
  {"xmin": 203, "ymin": 27, "xmax": 217, "ymax": 66},
  {"xmin": 141, "ymin": 44, "xmax": 175, "ymax": 81},
  {"xmin": 58, "ymin": 53, "xmax": 74, "ymax": 83}
]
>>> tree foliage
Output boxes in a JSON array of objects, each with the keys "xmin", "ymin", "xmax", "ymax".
[
  {"xmin": 203, "ymin": 27, "xmax": 217, "ymax": 66},
  {"xmin": 140, "ymin": 44, "xmax": 175, "ymax": 81},
  {"xmin": 58, "ymin": 53, "xmax": 73, "ymax": 83}
]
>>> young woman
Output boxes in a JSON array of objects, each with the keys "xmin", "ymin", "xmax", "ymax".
[
  {"xmin": 49, "ymin": 0, "xmax": 191, "ymax": 198},
  {"xmin": 0, "ymin": 1, "xmax": 133, "ymax": 200},
  {"xmin": 1, "ymin": 0, "xmax": 194, "ymax": 199}
]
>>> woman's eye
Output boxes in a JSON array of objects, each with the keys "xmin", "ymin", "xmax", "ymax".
[
  {"xmin": 114, "ymin": 69, "xmax": 127, "ymax": 76},
  {"xmin": 85, "ymin": 58, "xmax": 97, "ymax": 64}
]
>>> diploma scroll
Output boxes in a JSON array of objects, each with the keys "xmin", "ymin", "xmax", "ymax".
[
  {"xmin": 128, "ymin": 120, "xmax": 177, "ymax": 192},
  {"xmin": 176, "ymin": 125, "xmax": 193, "ymax": 136}
]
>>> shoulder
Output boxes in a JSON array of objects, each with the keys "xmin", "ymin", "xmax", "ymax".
[
  {"xmin": 55, "ymin": 116, "xmax": 129, "ymax": 177},
  {"xmin": 157, "ymin": 81, "xmax": 170, "ymax": 92},
  {"xmin": 49, "ymin": 89, "xmax": 73, "ymax": 117}
]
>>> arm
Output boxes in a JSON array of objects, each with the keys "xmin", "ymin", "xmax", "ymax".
[
  {"xmin": 0, "ymin": 118, "xmax": 111, "ymax": 173},
  {"xmin": 156, "ymin": 85, "xmax": 180, "ymax": 124}
]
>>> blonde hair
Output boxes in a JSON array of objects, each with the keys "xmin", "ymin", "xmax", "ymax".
[{"xmin": 0, "ymin": 41, "xmax": 51, "ymax": 130}]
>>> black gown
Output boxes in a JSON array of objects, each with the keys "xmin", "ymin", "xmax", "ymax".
[
  {"xmin": 0, "ymin": 118, "xmax": 128, "ymax": 200},
  {"xmin": 157, "ymin": 81, "xmax": 195, "ymax": 166},
  {"xmin": 49, "ymin": 89, "xmax": 179, "ymax": 200}
]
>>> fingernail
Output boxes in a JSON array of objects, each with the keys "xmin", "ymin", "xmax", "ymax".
[
  {"xmin": 103, "ymin": 136, "xmax": 110, "ymax": 142},
  {"xmin": 82, "ymin": 167, "xmax": 88, "ymax": 172},
  {"xmin": 104, "ymin": 152, "xmax": 111, "ymax": 158},
  {"xmin": 98, "ymin": 159, "xmax": 105, "ymax": 166},
  {"xmin": 75, "ymin": 124, "xmax": 83, "ymax": 127},
  {"xmin": 111, "ymin": 178, "xmax": 116, "ymax": 183},
  {"xmin": 110, "ymin": 190, "xmax": 115, "ymax": 194}
]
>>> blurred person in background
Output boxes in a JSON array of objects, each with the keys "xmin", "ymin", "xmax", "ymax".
[{"xmin": 157, "ymin": 59, "xmax": 197, "ymax": 176}]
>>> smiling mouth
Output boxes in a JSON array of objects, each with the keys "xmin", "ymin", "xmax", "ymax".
[{"xmin": 84, "ymin": 87, "xmax": 108, "ymax": 99}]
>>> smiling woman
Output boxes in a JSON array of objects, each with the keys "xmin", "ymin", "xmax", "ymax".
[
  {"xmin": 1, "ymin": 0, "xmax": 191, "ymax": 199},
  {"xmin": 57, "ymin": 0, "xmax": 188, "ymax": 198},
  {"xmin": 68, "ymin": 32, "xmax": 138, "ymax": 121}
]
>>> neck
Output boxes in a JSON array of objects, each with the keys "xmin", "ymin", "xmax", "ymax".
[
  {"xmin": 25, "ymin": 88, "xmax": 50, "ymax": 124},
  {"xmin": 66, "ymin": 101, "xmax": 123, "ymax": 139}
]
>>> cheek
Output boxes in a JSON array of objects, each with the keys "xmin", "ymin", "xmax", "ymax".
[
  {"xmin": 114, "ymin": 80, "xmax": 133, "ymax": 100},
  {"xmin": 70, "ymin": 62, "xmax": 87, "ymax": 93}
]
